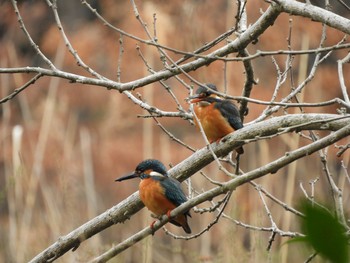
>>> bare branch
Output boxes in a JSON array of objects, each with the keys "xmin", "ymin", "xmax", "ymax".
[
  {"xmin": 335, "ymin": 0, "xmax": 350, "ymax": 11},
  {"xmin": 222, "ymin": 42, "xmax": 350, "ymax": 62},
  {"xmin": 150, "ymin": 116, "xmax": 196, "ymax": 152},
  {"xmin": 50, "ymin": 0, "xmax": 105, "ymax": 79},
  {"xmin": 123, "ymin": 90, "xmax": 191, "ymax": 119},
  {"xmin": 338, "ymin": 52, "xmax": 350, "ymax": 105},
  {"xmin": 11, "ymin": 0, "xmax": 56, "ymax": 69},
  {"xmin": 163, "ymin": 191, "xmax": 232, "ymax": 240},
  {"xmin": 318, "ymin": 149, "xmax": 348, "ymax": 227},
  {"xmin": 29, "ymin": 114, "xmax": 350, "ymax": 262},
  {"xmin": 250, "ymin": 181, "xmax": 304, "ymax": 217},
  {"xmin": 4, "ymin": 1, "xmax": 350, "ymax": 262},
  {"xmin": 224, "ymin": 215, "xmax": 302, "ymax": 237},
  {"xmin": 238, "ymin": 48, "xmax": 257, "ymax": 119},
  {"xmin": 1, "ymin": 5, "xmax": 278, "ymax": 97},
  {"xmin": 89, "ymin": 121, "xmax": 350, "ymax": 262},
  {"xmin": 272, "ymin": 0, "xmax": 350, "ymax": 35},
  {"xmin": 0, "ymin": 73, "xmax": 43, "ymax": 104}
]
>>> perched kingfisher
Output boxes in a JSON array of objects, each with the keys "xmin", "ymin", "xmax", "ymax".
[
  {"xmin": 188, "ymin": 83, "xmax": 244, "ymax": 154},
  {"xmin": 115, "ymin": 159, "xmax": 191, "ymax": 234}
]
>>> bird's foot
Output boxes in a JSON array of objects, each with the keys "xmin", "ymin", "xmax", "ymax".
[
  {"xmin": 150, "ymin": 220, "xmax": 158, "ymax": 235},
  {"xmin": 166, "ymin": 210, "xmax": 172, "ymax": 219}
]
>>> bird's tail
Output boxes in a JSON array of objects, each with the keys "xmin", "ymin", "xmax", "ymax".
[{"xmin": 182, "ymin": 222, "xmax": 191, "ymax": 234}]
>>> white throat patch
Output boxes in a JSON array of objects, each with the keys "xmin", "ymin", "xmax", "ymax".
[{"xmin": 149, "ymin": 171, "xmax": 165, "ymax": 177}]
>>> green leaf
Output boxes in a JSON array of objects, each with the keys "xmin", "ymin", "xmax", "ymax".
[{"xmin": 300, "ymin": 201, "xmax": 349, "ymax": 263}]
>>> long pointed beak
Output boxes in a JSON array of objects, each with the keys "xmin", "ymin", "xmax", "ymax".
[
  {"xmin": 115, "ymin": 172, "xmax": 138, "ymax": 182},
  {"xmin": 186, "ymin": 94, "xmax": 203, "ymax": 104}
]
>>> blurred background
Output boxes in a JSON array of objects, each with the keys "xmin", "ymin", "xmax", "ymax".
[{"xmin": 0, "ymin": 0, "xmax": 349, "ymax": 262}]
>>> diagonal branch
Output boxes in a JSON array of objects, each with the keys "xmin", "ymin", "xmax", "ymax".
[
  {"xmin": 50, "ymin": 0, "xmax": 106, "ymax": 80},
  {"xmin": 11, "ymin": 0, "xmax": 56, "ymax": 70},
  {"xmin": 91, "ymin": 120, "xmax": 350, "ymax": 262},
  {"xmin": 3, "ymin": 5, "xmax": 281, "ymax": 93},
  {"xmin": 29, "ymin": 113, "xmax": 350, "ymax": 262},
  {"xmin": 0, "ymin": 73, "xmax": 43, "ymax": 104},
  {"xmin": 337, "ymin": 52, "xmax": 350, "ymax": 105},
  {"xmin": 272, "ymin": 0, "xmax": 350, "ymax": 35}
]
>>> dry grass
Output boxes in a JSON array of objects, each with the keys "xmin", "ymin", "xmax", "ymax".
[{"xmin": 1, "ymin": 1, "xmax": 349, "ymax": 262}]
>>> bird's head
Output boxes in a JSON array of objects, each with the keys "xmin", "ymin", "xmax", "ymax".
[
  {"xmin": 188, "ymin": 83, "xmax": 219, "ymax": 104},
  {"xmin": 115, "ymin": 159, "xmax": 168, "ymax": 182}
]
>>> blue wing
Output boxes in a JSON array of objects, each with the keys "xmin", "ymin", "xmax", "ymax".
[
  {"xmin": 215, "ymin": 100, "xmax": 243, "ymax": 130},
  {"xmin": 160, "ymin": 177, "xmax": 191, "ymax": 217}
]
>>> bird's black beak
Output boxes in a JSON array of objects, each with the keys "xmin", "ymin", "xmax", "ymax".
[
  {"xmin": 115, "ymin": 172, "xmax": 138, "ymax": 182},
  {"xmin": 186, "ymin": 94, "xmax": 203, "ymax": 104}
]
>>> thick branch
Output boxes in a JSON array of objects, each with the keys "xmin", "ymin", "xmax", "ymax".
[
  {"xmin": 2, "ymin": 5, "xmax": 281, "ymax": 94},
  {"xmin": 29, "ymin": 113, "xmax": 349, "ymax": 262},
  {"xmin": 93, "ymin": 119, "xmax": 350, "ymax": 262},
  {"xmin": 273, "ymin": 0, "xmax": 350, "ymax": 35},
  {"xmin": 4, "ymin": 1, "xmax": 349, "ymax": 101}
]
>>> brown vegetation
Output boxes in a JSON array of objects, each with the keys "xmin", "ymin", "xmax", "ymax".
[{"xmin": 0, "ymin": 0, "xmax": 349, "ymax": 262}]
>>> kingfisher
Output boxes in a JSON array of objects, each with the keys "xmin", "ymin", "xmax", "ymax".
[
  {"xmin": 188, "ymin": 83, "xmax": 244, "ymax": 154},
  {"xmin": 115, "ymin": 159, "xmax": 191, "ymax": 234}
]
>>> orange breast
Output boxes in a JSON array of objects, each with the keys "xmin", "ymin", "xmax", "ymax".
[
  {"xmin": 139, "ymin": 178, "xmax": 176, "ymax": 216},
  {"xmin": 194, "ymin": 104, "xmax": 233, "ymax": 143}
]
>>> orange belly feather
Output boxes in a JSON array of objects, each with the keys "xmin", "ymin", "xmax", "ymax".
[
  {"xmin": 139, "ymin": 178, "xmax": 175, "ymax": 216},
  {"xmin": 139, "ymin": 178, "xmax": 189, "ymax": 228},
  {"xmin": 194, "ymin": 104, "xmax": 233, "ymax": 143}
]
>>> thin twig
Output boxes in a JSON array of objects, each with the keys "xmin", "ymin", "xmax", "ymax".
[
  {"xmin": 0, "ymin": 73, "xmax": 43, "ymax": 104},
  {"xmin": 337, "ymin": 52, "xmax": 350, "ymax": 105},
  {"xmin": 11, "ymin": 0, "xmax": 56, "ymax": 69},
  {"xmin": 151, "ymin": 116, "xmax": 196, "ymax": 152},
  {"xmin": 29, "ymin": 119, "xmax": 350, "ymax": 262},
  {"xmin": 50, "ymin": 0, "xmax": 106, "ymax": 80},
  {"xmin": 250, "ymin": 181, "xmax": 304, "ymax": 217},
  {"xmin": 164, "ymin": 191, "xmax": 232, "ymax": 240}
]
